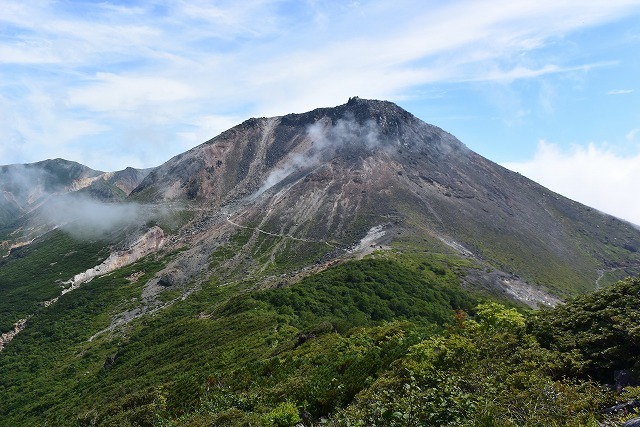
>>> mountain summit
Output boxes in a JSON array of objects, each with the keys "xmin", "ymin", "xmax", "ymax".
[{"xmin": 125, "ymin": 97, "xmax": 640, "ymax": 300}]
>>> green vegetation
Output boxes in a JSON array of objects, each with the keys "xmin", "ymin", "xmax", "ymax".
[
  {"xmin": 531, "ymin": 276, "xmax": 640, "ymax": 382},
  {"xmin": 332, "ymin": 303, "xmax": 609, "ymax": 427},
  {"xmin": 0, "ymin": 250, "xmax": 174, "ymax": 425},
  {"xmin": 255, "ymin": 257, "xmax": 475, "ymax": 330},
  {"xmin": 1, "ymin": 228, "xmax": 640, "ymax": 426},
  {"xmin": 209, "ymin": 224, "xmax": 334, "ymax": 278},
  {"xmin": 0, "ymin": 245, "xmax": 473, "ymax": 426},
  {"xmin": 330, "ymin": 279, "xmax": 640, "ymax": 426},
  {"xmin": 0, "ymin": 230, "xmax": 111, "ymax": 333},
  {"xmin": 208, "ymin": 226, "xmax": 255, "ymax": 273}
]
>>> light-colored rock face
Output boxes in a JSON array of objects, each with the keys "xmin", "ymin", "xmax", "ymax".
[
  {"xmin": 0, "ymin": 318, "xmax": 28, "ymax": 351},
  {"xmin": 2, "ymin": 239, "xmax": 34, "ymax": 258},
  {"xmin": 66, "ymin": 175, "xmax": 103, "ymax": 192},
  {"xmin": 63, "ymin": 226, "xmax": 166, "ymax": 292}
]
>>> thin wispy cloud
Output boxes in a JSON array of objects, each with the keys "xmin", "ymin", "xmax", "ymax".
[
  {"xmin": 607, "ymin": 89, "xmax": 635, "ymax": 95},
  {"xmin": 460, "ymin": 62, "xmax": 615, "ymax": 83}
]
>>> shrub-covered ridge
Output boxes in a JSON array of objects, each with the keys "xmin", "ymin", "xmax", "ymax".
[{"xmin": 2, "ymin": 244, "xmax": 640, "ymax": 426}]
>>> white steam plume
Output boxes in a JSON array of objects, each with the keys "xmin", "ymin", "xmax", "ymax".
[{"xmin": 253, "ymin": 117, "xmax": 383, "ymax": 197}]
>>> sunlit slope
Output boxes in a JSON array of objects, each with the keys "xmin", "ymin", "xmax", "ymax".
[{"xmin": 129, "ymin": 98, "xmax": 640, "ymax": 295}]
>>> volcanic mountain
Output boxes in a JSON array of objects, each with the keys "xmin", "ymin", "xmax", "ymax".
[
  {"xmin": 3, "ymin": 97, "xmax": 640, "ymax": 426},
  {"xmin": 2, "ymin": 97, "xmax": 639, "ymax": 313},
  {"xmin": 122, "ymin": 97, "xmax": 639, "ymax": 301}
]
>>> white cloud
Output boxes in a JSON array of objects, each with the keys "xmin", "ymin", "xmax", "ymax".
[
  {"xmin": 503, "ymin": 140, "xmax": 640, "ymax": 225},
  {"xmin": 0, "ymin": 41, "xmax": 61, "ymax": 64},
  {"xmin": 0, "ymin": 88, "xmax": 108, "ymax": 163},
  {"xmin": 1, "ymin": 0, "xmax": 640, "ymax": 170},
  {"xmin": 67, "ymin": 73, "xmax": 197, "ymax": 112},
  {"xmin": 172, "ymin": 0, "xmax": 285, "ymax": 36},
  {"xmin": 461, "ymin": 62, "xmax": 614, "ymax": 83},
  {"xmin": 607, "ymin": 89, "xmax": 635, "ymax": 95}
]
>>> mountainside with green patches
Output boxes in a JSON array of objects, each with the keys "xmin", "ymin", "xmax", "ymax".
[
  {"xmin": 2, "ymin": 98, "xmax": 640, "ymax": 426},
  {"xmin": 127, "ymin": 97, "xmax": 640, "ymax": 298}
]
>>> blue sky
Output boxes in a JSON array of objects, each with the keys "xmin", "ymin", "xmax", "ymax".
[{"xmin": 1, "ymin": 0, "xmax": 640, "ymax": 223}]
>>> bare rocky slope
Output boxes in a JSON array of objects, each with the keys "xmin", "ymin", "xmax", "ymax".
[
  {"xmin": 2, "ymin": 97, "xmax": 640, "ymax": 313},
  {"xmin": 128, "ymin": 97, "xmax": 640, "ymax": 299}
]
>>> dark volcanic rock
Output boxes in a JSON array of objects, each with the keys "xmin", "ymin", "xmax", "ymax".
[
  {"xmin": 603, "ymin": 399, "xmax": 640, "ymax": 415},
  {"xmin": 614, "ymin": 370, "xmax": 639, "ymax": 391}
]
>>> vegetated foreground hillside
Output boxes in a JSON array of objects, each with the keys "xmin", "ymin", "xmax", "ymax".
[
  {"xmin": 2, "ymin": 98, "xmax": 640, "ymax": 426},
  {"xmin": 1, "ymin": 237, "xmax": 639, "ymax": 426}
]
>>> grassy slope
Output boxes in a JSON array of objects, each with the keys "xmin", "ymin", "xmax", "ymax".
[
  {"xmin": 1, "ymin": 222, "xmax": 639, "ymax": 426},
  {"xmin": 0, "ymin": 252, "xmax": 172, "ymax": 425}
]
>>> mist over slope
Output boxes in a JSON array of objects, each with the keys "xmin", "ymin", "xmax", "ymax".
[{"xmin": 0, "ymin": 159, "xmax": 153, "ymax": 241}]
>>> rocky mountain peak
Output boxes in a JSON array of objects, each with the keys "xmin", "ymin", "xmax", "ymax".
[
  {"xmin": 274, "ymin": 97, "xmax": 439, "ymax": 144},
  {"xmin": 131, "ymin": 98, "xmax": 443, "ymax": 203},
  {"xmin": 126, "ymin": 98, "xmax": 640, "ymax": 301},
  {"xmin": 6, "ymin": 99, "xmax": 639, "ymax": 304}
]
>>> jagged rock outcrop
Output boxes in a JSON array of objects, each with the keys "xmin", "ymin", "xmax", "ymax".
[
  {"xmin": 105, "ymin": 167, "xmax": 153, "ymax": 195},
  {"xmin": 78, "ymin": 167, "xmax": 153, "ymax": 201}
]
